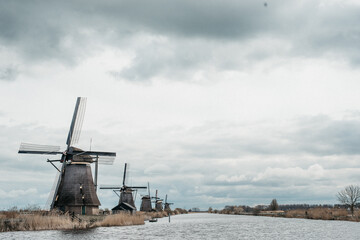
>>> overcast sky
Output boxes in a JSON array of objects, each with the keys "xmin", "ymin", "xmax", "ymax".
[{"xmin": 1, "ymin": 0, "xmax": 360, "ymax": 210}]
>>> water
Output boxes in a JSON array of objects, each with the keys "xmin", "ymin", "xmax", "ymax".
[{"xmin": 1, "ymin": 213, "xmax": 360, "ymax": 240}]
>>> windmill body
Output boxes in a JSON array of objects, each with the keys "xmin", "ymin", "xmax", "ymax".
[
  {"xmin": 153, "ymin": 190, "xmax": 164, "ymax": 212},
  {"xmin": 18, "ymin": 97, "xmax": 116, "ymax": 215},
  {"xmin": 155, "ymin": 200, "xmax": 163, "ymax": 212},
  {"xmin": 140, "ymin": 195, "xmax": 152, "ymax": 212},
  {"xmin": 140, "ymin": 182, "xmax": 153, "ymax": 212},
  {"xmin": 55, "ymin": 162, "xmax": 100, "ymax": 214},
  {"xmin": 120, "ymin": 190, "xmax": 136, "ymax": 207}
]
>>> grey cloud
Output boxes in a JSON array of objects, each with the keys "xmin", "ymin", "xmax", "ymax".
[
  {"xmin": 289, "ymin": 115, "xmax": 360, "ymax": 156},
  {"xmin": 1, "ymin": 0, "xmax": 360, "ymax": 81},
  {"xmin": 93, "ymin": 0, "xmax": 271, "ymax": 39},
  {"xmin": 177, "ymin": 115, "xmax": 360, "ymax": 159},
  {"xmin": 0, "ymin": 66, "xmax": 18, "ymax": 81}
]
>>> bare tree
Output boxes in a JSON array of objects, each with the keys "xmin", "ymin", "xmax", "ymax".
[
  {"xmin": 337, "ymin": 185, "xmax": 360, "ymax": 215},
  {"xmin": 269, "ymin": 199, "xmax": 279, "ymax": 211}
]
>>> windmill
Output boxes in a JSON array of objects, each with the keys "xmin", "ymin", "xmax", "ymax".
[
  {"xmin": 153, "ymin": 190, "xmax": 163, "ymax": 212},
  {"xmin": 18, "ymin": 97, "xmax": 116, "ymax": 215},
  {"xmin": 164, "ymin": 194, "xmax": 174, "ymax": 212},
  {"xmin": 140, "ymin": 182, "xmax": 152, "ymax": 212},
  {"xmin": 100, "ymin": 163, "xmax": 147, "ymax": 213}
]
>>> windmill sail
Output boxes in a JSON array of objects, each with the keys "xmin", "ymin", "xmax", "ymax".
[
  {"xmin": 66, "ymin": 97, "xmax": 86, "ymax": 147},
  {"xmin": 19, "ymin": 143, "xmax": 61, "ymax": 155},
  {"xmin": 45, "ymin": 170, "xmax": 61, "ymax": 210},
  {"xmin": 70, "ymin": 98, "xmax": 86, "ymax": 146},
  {"xmin": 72, "ymin": 150, "xmax": 116, "ymax": 157},
  {"xmin": 123, "ymin": 163, "xmax": 127, "ymax": 186},
  {"xmin": 97, "ymin": 156, "xmax": 115, "ymax": 165}
]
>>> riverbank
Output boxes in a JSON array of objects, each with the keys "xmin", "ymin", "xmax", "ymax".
[
  {"xmin": 215, "ymin": 208, "xmax": 360, "ymax": 222},
  {"xmin": 0, "ymin": 208, "xmax": 187, "ymax": 232},
  {"xmin": 0, "ymin": 211, "xmax": 143, "ymax": 232}
]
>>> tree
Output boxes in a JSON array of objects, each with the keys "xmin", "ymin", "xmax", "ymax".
[
  {"xmin": 269, "ymin": 199, "xmax": 279, "ymax": 211},
  {"xmin": 337, "ymin": 185, "xmax": 360, "ymax": 215}
]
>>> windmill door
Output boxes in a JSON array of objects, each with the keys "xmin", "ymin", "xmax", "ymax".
[{"xmin": 81, "ymin": 206, "xmax": 86, "ymax": 215}]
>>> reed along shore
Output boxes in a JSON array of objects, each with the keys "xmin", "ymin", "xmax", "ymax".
[
  {"xmin": 214, "ymin": 207, "xmax": 360, "ymax": 222},
  {"xmin": 0, "ymin": 208, "xmax": 188, "ymax": 232}
]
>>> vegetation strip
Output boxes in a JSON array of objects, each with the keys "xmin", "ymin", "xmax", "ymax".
[{"xmin": 0, "ymin": 208, "xmax": 188, "ymax": 232}]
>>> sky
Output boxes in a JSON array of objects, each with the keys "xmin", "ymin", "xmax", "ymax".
[{"xmin": 1, "ymin": 0, "xmax": 360, "ymax": 211}]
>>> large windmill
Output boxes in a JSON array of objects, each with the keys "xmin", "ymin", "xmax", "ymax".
[
  {"xmin": 18, "ymin": 97, "xmax": 116, "ymax": 215},
  {"xmin": 100, "ymin": 163, "xmax": 147, "ymax": 213}
]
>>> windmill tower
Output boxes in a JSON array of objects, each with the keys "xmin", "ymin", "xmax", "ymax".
[
  {"xmin": 18, "ymin": 97, "xmax": 116, "ymax": 215},
  {"xmin": 140, "ymin": 182, "xmax": 152, "ymax": 212},
  {"xmin": 164, "ymin": 194, "xmax": 174, "ymax": 212},
  {"xmin": 153, "ymin": 190, "xmax": 163, "ymax": 212},
  {"xmin": 100, "ymin": 163, "xmax": 146, "ymax": 213}
]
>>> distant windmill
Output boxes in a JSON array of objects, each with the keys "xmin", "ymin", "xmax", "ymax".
[
  {"xmin": 140, "ymin": 182, "xmax": 152, "ymax": 212},
  {"xmin": 100, "ymin": 163, "xmax": 147, "ymax": 213},
  {"xmin": 153, "ymin": 190, "xmax": 163, "ymax": 212},
  {"xmin": 164, "ymin": 194, "xmax": 174, "ymax": 212},
  {"xmin": 18, "ymin": 97, "xmax": 116, "ymax": 215}
]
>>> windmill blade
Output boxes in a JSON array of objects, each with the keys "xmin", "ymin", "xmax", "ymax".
[
  {"xmin": 45, "ymin": 170, "xmax": 60, "ymax": 210},
  {"xmin": 71, "ymin": 97, "xmax": 86, "ymax": 146},
  {"xmin": 66, "ymin": 97, "xmax": 87, "ymax": 147},
  {"xmin": 72, "ymin": 150, "xmax": 116, "ymax": 157},
  {"xmin": 97, "ymin": 156, "xmax": 115, "ymax": 165},
  {"xmin": 100, "ymin": 185, "xmax": 121, "ymax": 189},
  {"xmin": 134, "ymin": 189, "xmax": 138, "ymax": 202},
  {"xmin": 18, "ymin": 143, "xmax": 61, "ymax": 155},
  {"xmin": 72, "ymin": 155, "xmax": 115, "ymax": 165},
  {"xmin": 123, "ymin": 163, "xmax": 127, "ymax": 186},
  {"xmin": 50, "ymin": 159, "xmax": 67, "ymax": 209},
  {"xmin": 128, "ymin": 186, "xmax": 147, "ymax": 189}
]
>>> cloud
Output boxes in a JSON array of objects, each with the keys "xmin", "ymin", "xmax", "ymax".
[
  {"xmin": 1, "ymin": 0, "xmax": 360, "ymax": 81},
  {"xmin": 144, "ymin": 164, "xmax": 171, "ymax": 175},
  {"xmin": 0, "ymin": 188, "xmax": 37, "ymax": 199},
  {"xmin": 0, "ymin": 66, "xmax": 18, "ymax": 81},
  {"xmin": 253, "ymin": 164, "xmax": 325, "ymax": 183},
  {"xmin": 177, "ymin": 115, "xmax": 360, "ymax": 160},
  {"xmin": 289, "ymin": 115, "xmax": 360, "ymax": 155}
]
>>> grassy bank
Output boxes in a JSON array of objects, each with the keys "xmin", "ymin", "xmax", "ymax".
[
  {"xmin": 0, "ymin": 208, "xmax": 188, "ymax": 232},
  {"xmin": 93, "ymin": 213, "xmax": 144, "ymax": 227},
  {"xmin": 214, "ymin": 207, "xmax": 360, "ymax": 222},
  {"xmin": 0, "ymin": 211, "xmax": 87, "ymax": 232},
  {"xmin": 284, "ymin": 208, "xmax": 360, "ymax": 221},
  {"xmin": 0, "ymin": 211, "xmax": 145, "ymax": 232}
]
